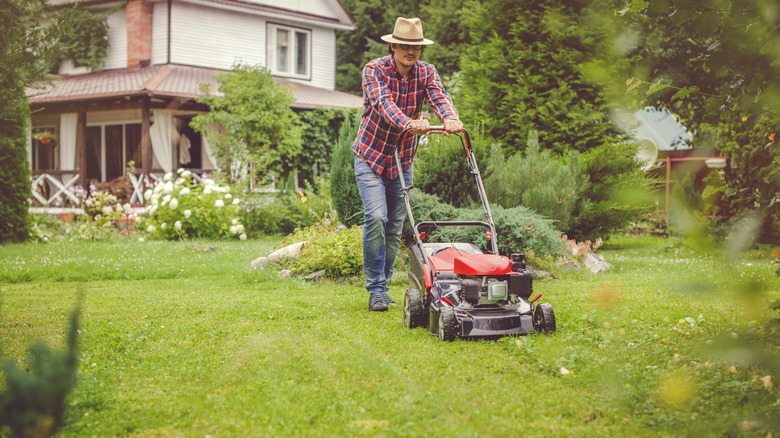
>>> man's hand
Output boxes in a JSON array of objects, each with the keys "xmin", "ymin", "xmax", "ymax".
[
  {"xmin": 407, "ymin": 119, "xmax": 431, "ymax": 135},
  {"xmin": 443, "ymin": 119, "xmax": 463, "ymax": 136}
]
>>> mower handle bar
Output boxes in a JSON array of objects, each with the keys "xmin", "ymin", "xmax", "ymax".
[{"xmin": 393, "ymin": 125, "xmax": 500, "ymax": 256}]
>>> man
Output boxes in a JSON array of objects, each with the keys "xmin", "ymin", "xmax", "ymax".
[{"xmin": 352, "ymin": 17, "xmax": 463, "ymax": 312}]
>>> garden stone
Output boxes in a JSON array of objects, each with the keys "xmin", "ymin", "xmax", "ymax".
[
  {"xmin": 582, "ymin": 252, "xmax": 612, "ymax": 274},
  {"xmin": 335, "ymin": 224, "xmax": 347, "ymax": 232},
  {"xmin": 278, "ymin": 269, "xmax": 293, "ymax": 279},
  {"xmin": 251, "ymin": 241, "xmax": 308, "ymax": 269},
  {"xmin": 527, "ymin": 266, "xmax": 551, "ymax": 279},
  {"xmin": 556, "ymin": 260, "xmax": 581, "ymax": 272},
  {"xmin": 303, "ymin": 270, "xmax": 325, "ymax": 282}
]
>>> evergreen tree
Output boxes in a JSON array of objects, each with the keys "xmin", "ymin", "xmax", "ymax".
[
  {"xmin": 329, "ymin": 112, "xmax": 364, "ymax": 226},
  {"xmin": 457, "ymin": 0, "xmax": 622, "ymax": 155},
  {"xmin": 0, "ymin": 0, "xmax": 69, "ymax": 242}
]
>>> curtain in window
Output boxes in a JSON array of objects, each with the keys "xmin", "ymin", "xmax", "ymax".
[
  {"xmin": 150, "ymin": 109, "xmax": 174, "ymax": 173},
  {"xmin": 200, "ymin": 122, "xmax": 221, "ymax": 170},
  {"xmin": 60, "ymin": 113, "xmax": 78, "ymax": 178}
]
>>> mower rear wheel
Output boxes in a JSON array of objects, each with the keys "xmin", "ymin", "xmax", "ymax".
[
  {"xmin": 438, "ymin": 307, "xmax": 457, "ymax": 342},
  {"xmin": 533, "ymin": 303, "xmax": 556, "ymax": 334},
  {"xmin": 404, "ymin": 288, "xmax": 426, "ymax": 329}
]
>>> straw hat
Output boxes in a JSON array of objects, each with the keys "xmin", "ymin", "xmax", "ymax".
[{"xmin": 380, "ymin": 17, "xmax": 434, "ymax": 45}]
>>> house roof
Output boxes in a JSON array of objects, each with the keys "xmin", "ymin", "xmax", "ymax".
[
  {"xmin": 48, "ymin": 0, "xmax": 355, "ymax": 30},
  {"xmin": 27, "ymin": 64, "xmax": 364, "ymax": 110}
]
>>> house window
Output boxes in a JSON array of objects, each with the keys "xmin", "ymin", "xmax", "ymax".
[
  {"xmin": 31, "ymin": 127, "xmax": 59, "ymax": 171},
  {"xmin": 268, "ymin": 23, "xmax": 311, "ymax": 79},
  {"xmin": 86, "ymin": 123, "xmax": 142, "ymax": 182}
]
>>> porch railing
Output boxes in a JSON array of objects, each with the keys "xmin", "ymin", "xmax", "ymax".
[{"xmin": 29, "ymin": 169, "xmax": 213, "ymax": 214}]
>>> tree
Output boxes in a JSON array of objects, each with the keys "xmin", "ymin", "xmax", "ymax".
[
  {"xmin": 457, "ymin": 0, "xmax": 624, "ymax": 155},
  {"xmin": 614, "ymin": 0, "xmax": 780, "ymax": 242},
  {"xmin": 1, "ymin": 0, "xmax": 70, "ymax": 242},
  {"xmin": 190, "ymin": 64, "xmax": 303, "ymax": 184}
]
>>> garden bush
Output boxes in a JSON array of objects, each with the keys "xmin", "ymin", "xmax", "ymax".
[
  {"xmin": 75, "ymin": 191, "xmax": 135, "ymax": 240},
  {"xmin": 413, "ymin": 128, "xmax": 489, "ymax": 208},
  {"xmin": 484, "ymin": 130, "xmax": 587, "ymax": 231},
  {"xmin": 140, "ymin": 170, "xmax": 245, "ymax": 240},
  {"xmin": 281, "ymin": 223, "xmax": 363, "ymax": 279},
  {"xmin": 408, "ymin": 189, "xmax": 567, "ymax": 258},
  {"xmin": 566, "ymin": 140, "xmax": 659, "ymax": 241},
  {"xmin": 329, "ymin": 112, "xmax": 363, "ymax": 227},
  {"xmin": 241, "ymin": 178, "xmax": 336, "ymax": 237}
]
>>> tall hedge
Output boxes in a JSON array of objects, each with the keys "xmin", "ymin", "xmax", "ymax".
[
  {"xmin": 0, "ymin": 109, "xmax": 30, "ymax": 242},
  {"xmin": 329, "ymin": 111, "xmax": 363, "ymax": 226}
]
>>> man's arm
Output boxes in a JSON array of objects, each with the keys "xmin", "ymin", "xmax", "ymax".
[{"xmin": 424, "ymin": 66, "xmax": 462, "ymax": 134}]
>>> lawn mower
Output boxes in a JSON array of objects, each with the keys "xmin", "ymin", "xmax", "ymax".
[{"xmin": 396, "ymin": 126, "xmax": 556, "ymax": 341}]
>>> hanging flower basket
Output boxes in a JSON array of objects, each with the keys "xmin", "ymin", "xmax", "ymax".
[{"xmin": 33, "ymin": 131, "xmax": 59, "ymax": 146}]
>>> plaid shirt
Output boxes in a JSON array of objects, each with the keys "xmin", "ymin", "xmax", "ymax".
[{"xmin": 352, "ymin": 55, "xmax": 459, "ymax": 179}]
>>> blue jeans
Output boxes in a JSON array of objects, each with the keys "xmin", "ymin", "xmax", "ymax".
[{"xmin": 354, "ymin": 156, "xmax": 413, "ymax": 297}]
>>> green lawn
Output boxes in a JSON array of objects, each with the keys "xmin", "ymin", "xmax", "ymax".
[{"xmin": 0, "ymin": 235, "xmax": 777, "ymax": 437}]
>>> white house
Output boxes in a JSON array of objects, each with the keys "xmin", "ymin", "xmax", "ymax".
[{"xmin": 27, "ymin": 0, "xmax": 362, "ymax": 209}]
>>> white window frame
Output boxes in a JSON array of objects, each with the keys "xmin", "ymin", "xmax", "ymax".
[{"xmin": 267, "ymin": 23, "xmax": 312, "ymax": 80}]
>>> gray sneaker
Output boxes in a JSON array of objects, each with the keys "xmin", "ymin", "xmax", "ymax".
[{"xmin": 369, "ymin": 294, "xmax": 388, "ymax": 312}]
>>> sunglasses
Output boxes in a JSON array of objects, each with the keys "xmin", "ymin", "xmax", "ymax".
[{"xmin": 397, "ymin": 44, "xmax": 423, "ymax": 51}]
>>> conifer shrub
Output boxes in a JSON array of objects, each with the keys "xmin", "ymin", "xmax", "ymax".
[
  {"xmin": 414, "ymin": 130, "xmax": 488, "ymax": 208},
  {"xmin": 0, "ymin": 302, "xmax": 80, "ymax": 437},
  {"xmin": 409, "ymin": 190, "xmax": 567, "ymax": 258},
  {"xmin": 566, "ymin": 140, "xmax": 658, "ymax": 241},
  {"xmin": 329, "ymin": 112, "xmax": 363, "ymax": 226},
  {"xmin": 483, "ymin": 130, "xmax": 588, "ymax": 232}
]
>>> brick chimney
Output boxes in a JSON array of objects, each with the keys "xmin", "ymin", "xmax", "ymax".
[{"xmin": 127, "ymin": 0, "xmax": 152, "ymax": 68}]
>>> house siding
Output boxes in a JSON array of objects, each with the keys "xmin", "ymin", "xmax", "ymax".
[
  {"xmin": 169, "ymin": 2, "xmax": 265, "ymax": 69},
  {"xmin": 104, "ymin": 7, "xmax": 128, "ymax": 69},
  {"xmin": 151, "ymin": 2, "xmax": 168, "ymax": 65}
]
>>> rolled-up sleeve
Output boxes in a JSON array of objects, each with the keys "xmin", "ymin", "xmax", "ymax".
[{"xmin": 425, "ymin": 68, "xmax": 459, "ymax": 122}]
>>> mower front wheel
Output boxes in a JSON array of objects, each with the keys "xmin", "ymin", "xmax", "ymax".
[
  {"xmin": 438, "ymin": 307, "xmax": 457, "ymax": 342},
  {"xmin": 404, "ymin": 288, "xmax": 426, "ymax": 329},
  {"xmin": 533, "ymin": 303, "xmax": 556, "ymax": 334}
]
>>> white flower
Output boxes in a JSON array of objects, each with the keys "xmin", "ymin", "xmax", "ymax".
[
  {"xmin": 134, "ymin": 216, "xmax": 142, "ymax": 223},
  {"xmin": 123, "ymin": 203, "xmax": 131, "ymax": 211},
  {"xmin": 230, "ymin": 225, "xmax": 238, "ymax": 234},
  {"xmin": 225, "ymin": 193, "xmax": 232, "ymax": 199},
  {"xmin": 162, "ymin": 194, "xmax": 172, "ymax": 205},
  {"xmin": 232, "ymin": 198, "xmax": 241, "ymax": 205},
  {"xmin": 153, "ymin": 184, "xmax": 164, "ymax": 194},
  {"xmin": 144, "ymin": 189, "xmax": 153, "ymax": 201},
  {"xmin": 232, "ymin": 219, "xmax": 238, "ymax": 225},
  {"xmin": 174, "ymin": 220, "xmax": 182, "ymax": 231},
  {"xmin": 161, "ymin": 222, "xmax": 168, "ymax": 230},
  {"xmin": 239, "ymin": 233, "xmax": 247, "ymax": 241},
  {"xmin": 138, "ymin": 237, "xmax": 145, "ymax": 242},
  {"xmin": 177, "ymin": 168, "xmax": 184, "ymax": 174},
  {"xmin": 203, "ymin": 178, "xmax": 215, "ymax": 186},
  {"xmin": 182, "ymin": 170, "xmax": 192, "ymax": 178},
  {"xmin": 215, "ymin": 199, "xmax": 224, "ymax": 208},
  {"xmin": 148, "ymin": 206, "xmax": 158, "ymax": 215},
  {"xmin": 163, "ymin": 181, "xmax": 174, "ymax": 194},
  {"xmin": 163, "ymin": 172, "xmax": 173, "ymax": 182},
  {"xmin": 184, "ymin": 209, "xmax": 192, "ymax": 219},
  {"xmin": 146, "ymin": 225, "xmax": 156, "ymax": 233},
  {"xmin": 236, "ymin": 224, "xmax": 244, "ymax": 234},
  {"xmin": 102, "ymin": 206, "xmax": 113, "ymax": 215},
  {"xmin": 179, "ymin": 187, "xmax": 191, "ymax": 196},
  {"xmin": 203, "ymin": 187, "xmax": 212, "ymax": 195},
  {"xmin": 169, "ymin": 198, "xmax": 178, "ymax": 210}
]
